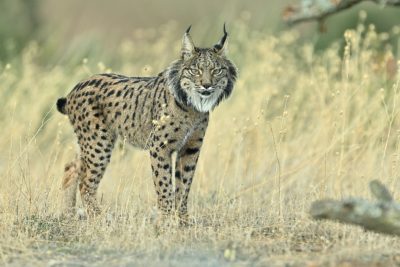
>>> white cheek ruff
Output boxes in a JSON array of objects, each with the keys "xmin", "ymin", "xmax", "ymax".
[{"xmin": 187, "ymin": 90, "xmax": 222, "ymax": 113}]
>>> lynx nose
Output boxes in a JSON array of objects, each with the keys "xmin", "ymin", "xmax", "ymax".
[{"xmin": 203, "ymin": 83, "xmax": 212, "ymax": 89}]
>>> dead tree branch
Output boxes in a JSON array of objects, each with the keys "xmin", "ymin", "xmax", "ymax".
[
  {"xmin": 284, "ymin": 0, "xmax": 400, "ymax": 25},
  {"xmin": 310, "ymin": 180, "xmax": 400, "ymax": 236}
]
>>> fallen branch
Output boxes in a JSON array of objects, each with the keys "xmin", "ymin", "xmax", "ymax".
[
  {"xmin": 310, "ymin": 180, "xmax": 400, "ymax": 236},
  {"xmin": 283, "ymin": 0, "xmax": 400, "ymax": 25}
]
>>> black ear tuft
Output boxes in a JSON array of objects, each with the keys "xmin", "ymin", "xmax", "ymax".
[
  {"xmin": 213, "ymin": 24, "xmax": 228, "ymax": 53},
  {"xmin": 182, "ymin": 25, "xmax": 195, "ymax": 60},
  {"xmin": 223, "ymin": 22, "xmax": 227, "ymax": 36}
]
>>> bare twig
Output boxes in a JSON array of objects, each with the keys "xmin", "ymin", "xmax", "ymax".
[
  {"xmin": 283, "ymin": 0, "xmax": 400, "ymax": 25},
  {"xmin": 310, "ymin": 180, "xmax": 400, "ymax": 236},
  {"xmin": 370, "ymin": 180, "xmax": 393, "ymax": 202}
]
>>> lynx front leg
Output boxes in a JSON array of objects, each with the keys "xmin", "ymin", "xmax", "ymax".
[
  {"xmin": 149, "ymin": 147, "xmax": 174, "ymax": 215},
  {"xmin": 175, "ymin": 128, "xmax": 206, "ymax": 221}
]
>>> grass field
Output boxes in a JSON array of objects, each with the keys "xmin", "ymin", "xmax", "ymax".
[{"xmin": 1, "ymin": 18, "xmax": 400, "ymax": 266}]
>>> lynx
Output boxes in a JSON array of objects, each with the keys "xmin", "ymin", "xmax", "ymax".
[{"xmin": 57, "ymin": 25, "xmax": 237, "ymax": 221}]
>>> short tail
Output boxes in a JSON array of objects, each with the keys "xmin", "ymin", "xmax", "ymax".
[{"xmin": 56, "ymin": 97, "xmax": 67, "ymax": 114}]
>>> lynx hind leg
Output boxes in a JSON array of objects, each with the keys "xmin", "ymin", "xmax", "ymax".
[{"xmin": 61, "ymin": 159, "xmax": 81, "ymax": 214}]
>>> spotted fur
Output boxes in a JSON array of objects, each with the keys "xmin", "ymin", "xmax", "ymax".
[{"xmin": 57, "ymin": 25, "xmax": 237, "ymax": 219}]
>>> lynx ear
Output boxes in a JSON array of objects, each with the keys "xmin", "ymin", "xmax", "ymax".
[
  {"xmin": 214, "ymin": 23, "xmax": 228, "ymax": 56},
  {"xmin": 182, "ymin": 26, "xmax": 195, "ymax": 60}
]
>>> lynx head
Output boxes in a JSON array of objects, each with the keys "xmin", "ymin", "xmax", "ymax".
[{"xmin": 166, "ymin": 25, "xmax": 238, "ymax": 113}]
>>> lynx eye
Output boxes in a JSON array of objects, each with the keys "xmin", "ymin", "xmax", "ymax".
[
  {"xmin": 188, "ymin": 69, "xmax": 200, "ymax": 76},
  {"xmin": 212, "ymin": 69, "xmax": 223, "ymax": 75}
]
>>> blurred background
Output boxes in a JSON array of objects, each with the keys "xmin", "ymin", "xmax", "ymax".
[{"xmin": 1, "ymin": 0, "xmax": 400, "ymax": 65}]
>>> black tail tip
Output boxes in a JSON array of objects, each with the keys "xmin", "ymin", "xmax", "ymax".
[{"xmin": 56, "ymin": 97, "xmax": 67, "ymax": 114}]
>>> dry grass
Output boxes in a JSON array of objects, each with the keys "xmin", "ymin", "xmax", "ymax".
[{"xmin": 1, "ymin": 18, "xmax": 400, "ymax": 266}]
